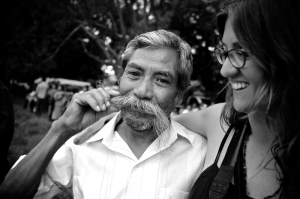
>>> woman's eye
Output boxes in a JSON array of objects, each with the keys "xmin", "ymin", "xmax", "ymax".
[
  {"xmin": 234, "ymin": 50, "xmax": 248, "ymax": 60},
  {"xmin": 236, "ymin": 51, "xmax": 244, "ymax": 58}
]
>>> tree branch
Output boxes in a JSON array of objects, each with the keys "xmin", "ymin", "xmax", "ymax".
[
  {"xmin": 39, "ymin": 24, "xmax": 84, "ymax": 66},
  {"xmin": 115, "ymin": 0, "xmax": 126, "ymax": 36},
  {"xmin": 81, "ymin": 41, "xmax": 104, "ymax": 64}
]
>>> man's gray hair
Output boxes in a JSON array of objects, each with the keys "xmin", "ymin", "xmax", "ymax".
[{"xmin": 122, "ymin": 29, "xmax": 193, "ymax": 103}]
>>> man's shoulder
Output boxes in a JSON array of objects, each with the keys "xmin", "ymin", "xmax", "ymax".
[{"xmin": 171, "ymin": 120, "xmax": 206, "ymax": 144}]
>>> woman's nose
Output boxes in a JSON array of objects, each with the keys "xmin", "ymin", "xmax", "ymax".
[{"xmin": 220, "ymin": 57, "xmax": 239, "ymax": 78}]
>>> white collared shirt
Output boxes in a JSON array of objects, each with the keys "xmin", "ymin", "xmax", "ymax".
[{"xmin": 34, "ymin": 113, "xmax": 207, "ymax": 199}]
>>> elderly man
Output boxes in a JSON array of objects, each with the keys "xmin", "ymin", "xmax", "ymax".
[{"xmin": 0, "ymin": 30, "xmax": 206, "ymax": 199}]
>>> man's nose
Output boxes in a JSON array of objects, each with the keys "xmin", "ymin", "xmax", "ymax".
[
  {"xmin": 220, "ymin": 58, "xmax": 239, "ymax": 78},
  {"xmin": 133, "ymin": 79, "xmax": 153, "ymax": 100}
]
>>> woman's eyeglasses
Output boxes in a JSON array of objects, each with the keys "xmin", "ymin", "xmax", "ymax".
[{"xmin": 214, "ymin": 47, "xmax": 248, "ymax": 68}]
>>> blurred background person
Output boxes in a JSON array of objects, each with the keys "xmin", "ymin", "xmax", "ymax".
[
  {"xmin": 181, "ymin": 104, "xmax": 192, "ymax": 114},
  {"xmin": 35, "ymin": 77, "xmax": 48, "ymax": 116},
  {"xmin": 51, "ymin": 84, "xmax": 68, "ymax": 121},
  {"xmin": 47, "ymin": 82, "xmax": 57, "ymax": 121},
  {"xmin": 23, "ymin": 89, "xmax": 37, "ymax": 113}
]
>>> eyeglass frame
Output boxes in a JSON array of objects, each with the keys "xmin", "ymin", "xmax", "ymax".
[{"xmin": 214, "ymin": 47, "xmax": 248, "ymax": 68}]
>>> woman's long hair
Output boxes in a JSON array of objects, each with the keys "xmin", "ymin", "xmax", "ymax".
[{"xmin": 218, "ymin": 0, "xmax": 300, "ymax": 197}]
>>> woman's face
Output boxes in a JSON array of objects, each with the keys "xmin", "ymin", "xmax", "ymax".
[{"xmin": 220, "ymin": 15, "xmax": 265, "ymax": 113}]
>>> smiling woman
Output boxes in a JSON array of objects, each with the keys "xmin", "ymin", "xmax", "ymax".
[
  {"xmin": 219, "ymin": 14, "xmax": 266, "ymax": 114},
  {"xmin": 173, "ymin": 0, "xmax": 300, "ymax": 198}
]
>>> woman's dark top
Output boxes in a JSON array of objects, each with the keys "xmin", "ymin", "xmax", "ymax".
[
  {"xmin": 188, "ymin": 120, "xmax": 255, "ymax": 199},
  {"xmin": 188, "ymin": 119, "xmax": 292, "ymax": 199}
]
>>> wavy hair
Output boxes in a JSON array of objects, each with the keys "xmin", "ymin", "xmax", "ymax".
[
  {"xmin": 121, "ymin": 30, "xmax": 193, "ymax": 104},
  {"xmin": 218, "ymin": 0, "xmax": 300, "ymax": 196}
]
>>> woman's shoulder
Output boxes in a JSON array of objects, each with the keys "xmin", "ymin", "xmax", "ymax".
[
  {"xmin": 192, "ymin": 103, "xmax": 225, "ymax": 128},
  {"xmin": 202, "ymin": 103, "xmax": 225, "ymax": 119},
  {"xmin": 201, "ymin": 103, "xmax": 227, "ymax": 138},
  {"xmin": 173, "ymin": 103, "xmax": 226, "ymax": 138}
]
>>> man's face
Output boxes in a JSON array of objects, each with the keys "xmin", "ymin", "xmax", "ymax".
[{"xmin": 117, "ymin": 48, "xmax": 179, "ymax": 133}]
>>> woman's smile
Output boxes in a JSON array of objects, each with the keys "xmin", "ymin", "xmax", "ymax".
[{"xmin": 230, "ymin": 81, "xmax": 249, "ymax": 91}]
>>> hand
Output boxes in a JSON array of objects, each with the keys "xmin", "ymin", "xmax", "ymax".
[{"xmin": 57, "ymin": 87, "xmax": 120, "ymax": 138}]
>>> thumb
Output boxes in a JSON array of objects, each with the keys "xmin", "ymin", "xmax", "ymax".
[{"xmin": 106, "ymin": 88, "xmax": 120, "ymax": 97}]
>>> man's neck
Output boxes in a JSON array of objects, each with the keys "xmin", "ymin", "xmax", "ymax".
[{"xmin": 115, "ymin": 120, "xmax": 157, "ymax": 159}]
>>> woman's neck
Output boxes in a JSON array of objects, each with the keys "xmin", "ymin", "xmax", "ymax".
[{"xmin": 247, "ymin": 111, "xmax": 279, "ymax": 146}]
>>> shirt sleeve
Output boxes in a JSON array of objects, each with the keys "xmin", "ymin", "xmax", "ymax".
[{"xmin": 34, "ymin": 143, "xmax": 74, "ymax": 198}]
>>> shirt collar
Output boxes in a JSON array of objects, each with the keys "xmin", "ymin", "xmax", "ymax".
[
  {"xmin": 85, "ymin": 111, "xmax": 122, "ymax": 144},
  {"xmin": 86, "ymin": 112, "xmax": 194, "ymax": 146}
]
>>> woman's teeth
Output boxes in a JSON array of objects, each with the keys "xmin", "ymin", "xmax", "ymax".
[{"xmin": 232, "ymin": 82, "xmax": 248, "ymax": 90}]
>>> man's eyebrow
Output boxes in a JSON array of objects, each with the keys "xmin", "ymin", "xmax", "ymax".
[{"xmin": 126, "ymin": 63, "xmax": 143, "ymax": 70}]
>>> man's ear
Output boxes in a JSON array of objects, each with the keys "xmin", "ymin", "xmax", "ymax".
[
  {"xmin": 117, "ymin": 76, "xmax": 122, "ymax": 86},
  {"xmin": 174, "ymin": 96, "xmax": 183, "ymax": 106}
]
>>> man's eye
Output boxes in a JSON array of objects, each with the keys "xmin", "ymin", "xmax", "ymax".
[
  {"xmin": 156, "ymin": 78, "xmax": 171, "ymax": 87},
  {"xmin": 126, "ymin": 71, "xmax": 140, "ymax": 79}
]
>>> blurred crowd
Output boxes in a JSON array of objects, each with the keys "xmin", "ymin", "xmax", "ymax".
[
  {"xmin": 23, "ymin": 77, "xmax": 211, "ymax": 120},
  {"xmin": 171, "ymin": 98, "xmax": 209, "ymax": 116},
  {"xmin": 23, "ymin": 77, "xmax": 91, "ymax": 121}
]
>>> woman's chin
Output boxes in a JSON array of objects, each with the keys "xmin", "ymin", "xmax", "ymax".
[{"xmin": 233, "ymin": 102, "xmax": 250, "ymax": 114}]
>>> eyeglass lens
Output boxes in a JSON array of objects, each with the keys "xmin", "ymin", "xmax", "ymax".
[{"xmin": 215, "ymin": 49, "xmax": 244, "ymax": 68}]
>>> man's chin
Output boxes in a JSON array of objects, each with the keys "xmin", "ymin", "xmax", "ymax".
[{"xmin": 124, "ymin": 116, "xmax": 154, "ymax": 132}]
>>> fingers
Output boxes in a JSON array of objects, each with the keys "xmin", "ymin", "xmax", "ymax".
[
  {"xmin": 98, "ymin": 88, "xmax": 121, "ymax": 109},
  {"xmin": 73, "ymin": 93, "xmax": 101, "ymax": 112},
  {"xmin": 73, "ymin": 88, "xmax": 120, "ymax": 112},
  {"xmin": 73, "ymin": 112, "xmax": 118, "ymax": 145},
  {"xmin": 105, "ymin": 88, "xmax": 121, "ymax": 97}
]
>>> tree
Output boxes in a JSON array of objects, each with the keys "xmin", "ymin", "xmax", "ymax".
[
  {"xmin": 68, "ymin": 0, "xmax": 186, "ymax": 77},
  {"xmin": 170, "ymin": 0, "xmax": 224, "ymax": 100},
  {"xmin": 1, "ymin": 0, "xmax": 224, "ymax": 99}
]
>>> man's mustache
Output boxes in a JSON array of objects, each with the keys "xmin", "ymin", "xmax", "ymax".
[
  {"xmin": 111, "ymin": 95, "xmax": 171, "ymax": 144},
  {"xmin": 110, "ymin": 95, "xmax": 166, "ymax": 117}
]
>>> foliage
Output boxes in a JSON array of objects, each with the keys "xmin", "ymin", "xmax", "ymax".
[
  {"xmin": 170, "ymin": 0, "xmax": 224, "ymax": 96},
  {"xmin": 8, "ymin": 100, "xmax": 51, "ymax": 166},
  {"xmin": 1, "ymin": 0, "xmax": 224, "ymax": 98}
]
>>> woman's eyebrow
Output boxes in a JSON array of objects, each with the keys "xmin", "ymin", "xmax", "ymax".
[{"xmin": 232, "ymin": 41, "xmax": 242, "ymax": 49}]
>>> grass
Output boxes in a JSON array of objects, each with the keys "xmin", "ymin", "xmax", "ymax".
[
  {"xmin": 8, "ymin": 98, "xmax": 72, "ymax": 199},
  {"xmin": 8, "ymin": 102, "xmax": 51, "ymax": 165}
]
